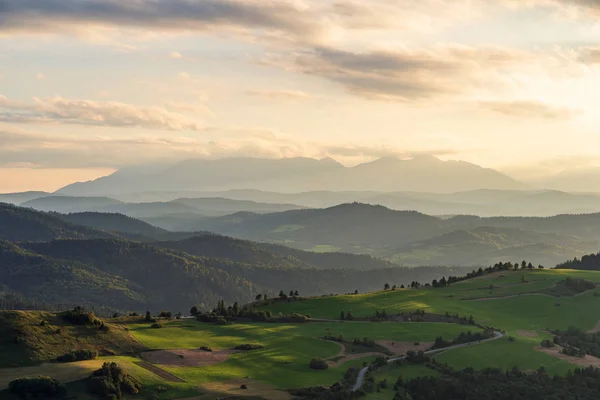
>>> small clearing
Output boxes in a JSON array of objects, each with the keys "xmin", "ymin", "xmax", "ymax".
[
  {"xmin": 135, "ymin": 361, "xmax": 186, "ymax": 382},
  {"xmin": 516, "ymin": 330, "xmax": 538, "ymax": 338},
  {"xmin": 140, "ymin": 349, "xmax": 236, "ymax": 367},
  {"xmin": 195, "ymin": 378, "xmax": 292, "ymax": 400},
  {"xmin": 376, "ymin": 341, "xmax": 433, "ymax": 356},
  {"xmin": 536, "ymin": 346, "xmax": 600, "ymax": 368}
]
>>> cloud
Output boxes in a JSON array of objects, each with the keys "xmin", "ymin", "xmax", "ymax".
[
  {"xmin": 479, "ymin": 100, "xmax": 582, "ymax": 120},
  {"xmin": 0, "ymin": 0, "xmax": 319, "ymax": 43},
  {"xmin": 0, "ymin": 125, "xmax": 456, "ymax": 169},
  {"xmin": 0, "ymin": 95, "xmax": 203, "ymax": 130},
  {"xmin": 35, "ymin": 73, "xmax": 45, "ymax": 80},
  {"xmin": 170, "ymin": 51, "xmax": 182, "ymax": 59},
  {"xmin": 267, "ymin": 45, "xmax": 533, "ymax": 101},
  {"xmin": 246, "ymin": 90, "xmax": 312, "ymax": 100}
]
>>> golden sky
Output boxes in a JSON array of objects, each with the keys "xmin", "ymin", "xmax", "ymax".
[{"xmin": 2, "ymin": 0, "xmax": 600, "ymax": 191}]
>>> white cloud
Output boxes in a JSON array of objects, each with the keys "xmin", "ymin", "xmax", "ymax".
[
  {"xmin": 170, "ymin": 51, "xmax": 182, "ymax": 59},
  {"xmin": 0, "ymin": 95, "xmax": 203, "ymax": 131}
]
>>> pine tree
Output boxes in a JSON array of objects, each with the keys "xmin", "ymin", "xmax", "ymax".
[{"xmin": 340, "ymin": 310, "xmax": 345, "ymax": 320}]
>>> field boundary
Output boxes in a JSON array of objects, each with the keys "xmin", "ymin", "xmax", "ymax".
[{"xmin": 135, "ymin": 361, "xmax": 186, "ymax": 382}]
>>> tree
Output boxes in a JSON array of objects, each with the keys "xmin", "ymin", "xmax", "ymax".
[
  {"xmin": 294, "ymin": 290, "xmax": 299, "ymax": 296},
  {"xmin": 255, "ymin": 294, "xmax": 262, "ymax": 301},
  {"xmin": 354, "ymin": 289, "xmax": 359, "ymax": 294},
  {"xmin": 521, "ymin": 260, "xmax": 527, "ymax": 269},
  {"xmin": 264, "ymin": 294, "xmax": 268, "ymax": 300},
  {"xmin": 432, "ymin": 279, "xmax": 438, "ymax": 288},
  {"xmin": 233, "ymin": 302, "xmax": 239, "ymax": 315},
  {"xmin": 400, "ymin": 285, "xmax": 405, "ymax": 289},
  {"xmin": 346, "ymin": 311, "xmax": 354, "ymax": 320},
  {"xmin": 145, "ymin": 311, "xmax": 152, "ymax": 322},
  {"xmin": 392, "ymin": 285, "xmax": 397, "ymax": 290},
  {"xmin": 279, "ymin": 290, "xmax": 285, "ymax": 298},
  {"xmin": 384, "ymin": 283, "xmax": 390, "ymax": 290},
  {"xmin": 189, "ymin": 306, "xmax": 199, "ymax": 316},
  {"xmin": 289, "ymin": 290, "xmax": 295, "ymax": 297},
  {"xmin": 340, "ymin": 310, "xmax": 345, "ymax": 321},
  {"xmin": 528, "ymin": 262, "xmax": 534, "ymax": 269}
]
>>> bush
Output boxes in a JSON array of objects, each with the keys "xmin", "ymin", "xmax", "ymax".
[
  {"xmin": 540, "ymin": 339, "xmax": 555, "ymax": 348},
  {"xmin": 57, "ymin": 349, "xmax": 98, "ymax": 363},
  {"xmin": 234, "ymin": 344, "xmax": 264, "ymax": 351},
  {"xmin": 309, "ymin": 358, "xmax": 329, "ymax": 370},
  {"xmin": 88, "ymin": 362, "xmax": 141, "ymax": 400},
  {"xmin": 199, "ymin": 346, "xmax": 212, "ymax": 352},
  {"xmin": 60, "ymin": 307, "xmax": 101, "ymax": 326},
  {"xmin": 9, "ymin": 377, "xmax": 67, "ymax": 398},
  {"xmin": 151, "ymin": 323, "xmax": 163, "ymax": 329}
]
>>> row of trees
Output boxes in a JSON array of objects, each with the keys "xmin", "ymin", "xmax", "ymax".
[{"xmin": 383, "ymin": 260, "xmax": 545, "ymax": 292}]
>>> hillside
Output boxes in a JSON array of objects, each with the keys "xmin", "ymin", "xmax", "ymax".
[
  {"xmin": 112, "ymin": 189, "xmax": 600, "ymax": 217},
  {"xmin": 185, "ymin": 204, "xmax": 600, "ymax": 265},
  {"xmin": 21, "ymin": 196, "xmax": 124, "ymax": 214},
  {"xmin": 0, "ymin": 192, "xmax": 49, "ymax": 205},
  {"xmin": 155, "ymin": 234, "xmax": 397, "ymax": 270},
  {"xmin": 0, "ymin": 203, "xmax": 114, "ymax": 242},
  {"xmin": 0, "ymin": 238, "xmax": 477, "ymax": 314},
  {"xmin": 380, "ymin": 226, "xmax": 597, "ymax": 267},
  {"xmin": 0, "ymin": 310, "xmax": 146, "ymax": 367},
  {"xmin": 56, "ymin": 212, "xmax": 169, "ymax": 239},
  {"xmin": 192, "ymin": 203, "xmax": 444, "ymax": 251}
]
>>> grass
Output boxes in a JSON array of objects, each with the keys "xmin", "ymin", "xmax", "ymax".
[
  {"xmin": 127, "ymin": 320, "xmax": 476, "ymax": 389},
  {"xmin": 0, "ymin": 356, "xmax": 201, "ymax": 400},
  {"xmin": 262, "ymin": 269, "xmax": 600, "ymax": 332},
  {"xmin": 435, "ymin": 335, "xmax": 573, "ymax": 375},
  {"xmin": 0, "ymin": 311, "xmax": 145, "ymax": 368}
]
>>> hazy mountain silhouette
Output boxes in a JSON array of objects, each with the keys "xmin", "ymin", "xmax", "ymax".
[{"xmin": 56, "ymin": 156, "xmax": 526, "ymax": 196}]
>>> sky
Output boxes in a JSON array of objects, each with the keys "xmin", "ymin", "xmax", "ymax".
[{"xmin": 2, "ymin": 0, "xmax": 600, "ymax": 192}]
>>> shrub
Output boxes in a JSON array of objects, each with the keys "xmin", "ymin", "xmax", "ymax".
[
  {"xmin": 57, "ymin": 349, "xmax": 98, "ymax": 363},
  {"xmin": 9, "ymin": 377, "xmax": 67, "ymax": 398},
  {"xmin": 540, "ymin": 339, "xmax": 555, "ymax": 348},
  {"xmin": 309, "ymin": 358, "xmax": 329, "ymax": 370},
  {"xmin": 88, "ymin": 362, "xmax": 141, "ymax": 400},
  {"xmin": 234, "ymin": 344, "xmax": 264, "ymax": 351},
  {"xmin": 60, "ymin": 307, "xmax": 101, "ymax": 326},
  {"xmin": 151, "ymin": 323, "xmax": 163, "ymax": 329},
  {"xmin": 199, "ymin": 346, "xmax": 212, "ymax": 352}
]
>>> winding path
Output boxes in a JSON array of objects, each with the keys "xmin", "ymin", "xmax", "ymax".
[{"xmin": 351, "ymin": 331, "xmax": 504, "ymax": 391}]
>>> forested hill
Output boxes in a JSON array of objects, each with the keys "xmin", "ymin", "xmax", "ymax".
[
  {"xmin": 0, "ymin": 238, "xmax": 474, "ymax": 314},
  {"xmin": 155, "ymin": 234, "xmax": 397, "ymax": 270},
  {"xmin": 55, "ymin": 212, "xmax": 170, "ymax": 238},
  {"xmin": 556, "ymin": 252, "xmax": 600, "ymax": 270},
  {"xmin": 0, "ymin": 203, "xmax": 115, "ymax": 242}
]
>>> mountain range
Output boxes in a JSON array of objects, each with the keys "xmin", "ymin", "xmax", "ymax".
[{"xmin": 55, "ymin": 156, "xmax": 527, "ymax": 195}]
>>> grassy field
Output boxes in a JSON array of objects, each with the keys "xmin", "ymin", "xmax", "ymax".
[
  {"xmin": 262, "ymin": 269, "xmax": 600, "ymax": 332},
  {"xmin": 127, "ymin": 320, "xmax": 476, "ymax": 389},
  {"xmin": 3, "ymin": 268, "xmax": 600, "ymax": 399}
]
